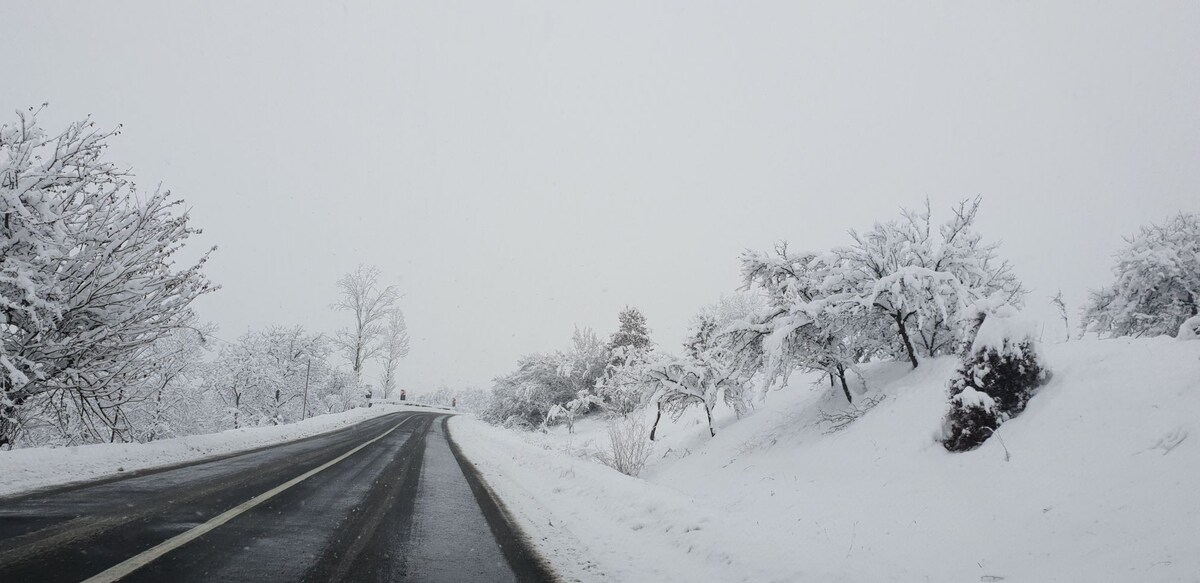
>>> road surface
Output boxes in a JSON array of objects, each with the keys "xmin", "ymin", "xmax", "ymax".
[{"xmin": 0, "ymin": 411, "xmax": 555, "ymax": 582}]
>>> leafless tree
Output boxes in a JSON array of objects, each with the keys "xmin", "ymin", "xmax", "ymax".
[
  {"xmin": 1051, "ymin": 290, "xmax": 1070, "ymax": 340},
  {"xmin": 378, "ymin": 309, "xmax": 410, "ymax": 398},
  {"xmin": 331, "ymin": 265, "xmax": 399, "ymax": 393}
]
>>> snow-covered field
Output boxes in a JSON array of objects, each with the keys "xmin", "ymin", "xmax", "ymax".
[
  {"xmin": 0, "ymin": 404, "xmax": 445, "ymax": 498},
  {"xmin": 449, "ymin": 337, "xmax": 1200, "ymax": 582}
]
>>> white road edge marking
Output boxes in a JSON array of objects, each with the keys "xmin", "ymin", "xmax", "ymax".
[{"xmin": 81, "ymin": 415, "xmax": 416, "ymax": 583}]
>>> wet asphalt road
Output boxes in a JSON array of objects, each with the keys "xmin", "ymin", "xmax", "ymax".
[{"xmin": 0, "ymin": 411, "xmax": 554, "ymax": 583}]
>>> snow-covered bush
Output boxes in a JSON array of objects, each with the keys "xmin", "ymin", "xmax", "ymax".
[
  {"xmin": 595, "ymin": 414, "xmax": 652, "ymax": 477},
  {"xmin": 1083, "ymin": 213, "xmax": 1199, "ymax": 338},
  {"xmin": 546, "ymin": 391, "xmax": 604, "ymax": 433},
  {"xmin": 1178, "ymin": 315, "xmax": 1200, "ymax": 341},
  {"xmin": 482, "ymin": 327, "xmax": 609, "ymax": 427},
  {"xmin": 483, "ymin": 354, "xmax": 570, "ymax": 427},
  {"xmin": 943, "ymin": 306, "xmax": 1046, "ymax": 452}
]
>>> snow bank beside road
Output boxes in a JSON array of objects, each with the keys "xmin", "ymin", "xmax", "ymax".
[
  {"xmin": 448, "ymin": 416, "xmax": 884, "ymax": 583},
  {"xmin": 0, "ymin": 404, "xmax": 445, "ymax": 497}
]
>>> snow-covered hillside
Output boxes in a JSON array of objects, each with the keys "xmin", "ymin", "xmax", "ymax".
[{"xmin": 450, "ymin": 337, "xmax": 1200, "ymax": 582}]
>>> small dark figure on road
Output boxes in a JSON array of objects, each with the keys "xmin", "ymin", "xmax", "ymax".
[
  {"xmin": 452, "ymin": 397, "xmax": 457, "ymax": 408},
  {"xmin": 399, "ymin": 389, "xmax": 407, "ymax": 401}
]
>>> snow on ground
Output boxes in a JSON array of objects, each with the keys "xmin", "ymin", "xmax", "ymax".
[
  {"xmin": 451, "ymin": 337, "xmax": 1200, "ymax": 582},
  {"xmin": 0, "ymin": 404, "xmax": 446, "ymax": 498},
  {"xmin": 449, "ymin": 416, "xmax": 878, "ymax": 583}
]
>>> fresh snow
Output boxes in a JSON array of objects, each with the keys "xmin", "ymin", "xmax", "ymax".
[
  {"xmin": 1178, "ymin": 314, "xmax": 1200, "ymax": 341},
  {"xmin": 449, "ymin": 416, "xmax": 875, "ymax": 582},
  {"xmin": 970, "ymin": 304, "xmax": 1039, "ymax": 355},
  {"xmin": 451, "ymin": 337, "xmax": 1200, "ymax": 582},
  {"xmin": 0, "ymin": 404, "xmax": 442, "ymax": 498}
]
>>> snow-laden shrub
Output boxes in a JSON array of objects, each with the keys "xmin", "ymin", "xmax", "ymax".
[
  {"xmin": 545, "ymin": 392, "xmax": 605, "ymax": 434},
  {"xmin": 1178, "ymin": 315, "xmax": 1200, "ymax": 341},
  {"xmin": 943, "ymin": 306, "xmax": 1046, "ymax": 452},
  {"xmin": 595, "ymin": 414, "xmax": 652, "ymax": 477},
  {"xmin": 482, "ymin": 327, "xmax": 609, "ymax": 427}
]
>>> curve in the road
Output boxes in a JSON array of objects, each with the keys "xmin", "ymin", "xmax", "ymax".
[{"xmin": 0, "ymin": 411, "xmax": 558, "ymax": 583}]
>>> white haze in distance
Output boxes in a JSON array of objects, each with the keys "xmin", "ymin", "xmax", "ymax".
[{"xmin": 3, "ymin": 1, "xmax": 1197, "ymax": 392}]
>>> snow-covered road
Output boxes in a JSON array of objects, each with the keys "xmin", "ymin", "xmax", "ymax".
[{"xmin": 0, "ymin": 411, "xmax": 554, "ymax": 583}]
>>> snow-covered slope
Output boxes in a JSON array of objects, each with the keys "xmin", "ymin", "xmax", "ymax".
[
  {"xmin": 0, "ymin": 404, "xmax": 443, "ymax": 497},
  {"xmin": 450, "ymin": 337, "xmax": 1200, "ymax": 582}
]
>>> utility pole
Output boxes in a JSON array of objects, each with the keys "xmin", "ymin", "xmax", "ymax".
[{"xmin": 301, "ymin": 359, "xmax": 312, "ymax": 420}]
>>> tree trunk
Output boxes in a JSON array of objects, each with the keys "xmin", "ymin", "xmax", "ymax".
[
  {"xmin": 704, "ymin": 404, "xmax": 716, "ymax": 438},
  {"xmin": 837, "ymin": 364, "xmax": 853, "ymax": 404},
  {"xmin": 893, "ymin": 312, "xmax": 919, "ymax": 368},
  {"xmin": 0, "ymin": 393, "xmax": 25, "ymax": 449},
  {"xmin": 649, "ymin": 401, "xmax": 664, "ymax": 441}
]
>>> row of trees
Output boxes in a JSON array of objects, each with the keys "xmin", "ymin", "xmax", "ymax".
[
  {"xmin": 484, "ymin": 202, "xmax": 1197, "ymax": 455},
  {"xmin": 0, "ymin": 109, "xmax": 411, "ymax": 448},
  {"xmin": 485, "ymin": 199, "xmax": 1027, "ymax": 439}
]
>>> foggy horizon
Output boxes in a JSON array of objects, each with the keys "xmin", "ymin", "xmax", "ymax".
[{"xmin": 6, "ymin": 1, "xmax": 1197, "ymax": 392}]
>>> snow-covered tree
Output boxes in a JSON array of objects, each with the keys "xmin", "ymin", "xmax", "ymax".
[
  {"xmin": 682, "ymin": 294, "xmax": 764, "ymax": 413},
  {"xmin": 943, "ymin": 305, "xmax": 1046, "ymax": 452},
  {"xmin": 609, "ymin": 306, "xmax": 652, "ymax": 352},
  {"xmin": 0, "ymin": 107, "xmax": 216, "ymax": 447},
  {"xmin": 207, "ymin": 340, "xmax": 269, "ymax": 430},
  {"xmin": 250, "ymin": 327, "xmax": 329, "ymax": 425},
  {"xmin": 1082, "ymin": 213, "xmax": 1199, "ymax": 338},
  {"xmin": 737, "ymin": 198, "xmax": 1024, "ymax": 406},
  {"xmin": 596, "ymin": 307, "xmax": 655, "ymax": 416},
  {"xmin": 643, "ymin": 352, "xmax": 734, "ymax": 440},
  {"xmin": 205, "ymin": 327, "xmax": 340, "ymax": 429},
  {"xmin": 123, "ymin": 321, "xmax": 215, "ymax": 442},
  {"xmin": 594, "ymin": 345, "xmax": 654, "ymax": 417},
  {"xmin": 332, "ymin": 265, "xmax": 400, "ymax": 389},
  {"xmin": 737, "ymin": 243, "xmax": 885, "ymax": 400},
  {"xmin": 823, "ymin": 198, "xmax": 1024, "ymax": 367},
  {"xmin": 378, "ymin": 309, "xmax": 410, "ymax": 399},
  {"xmin": 560, "ymin": 327, "xmax": 608, "ymax": 402}
]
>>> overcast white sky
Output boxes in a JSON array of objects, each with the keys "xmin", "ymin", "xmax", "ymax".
[{"xmin": 4, "ymin": 1, "xmax": 1198, "ymax": 392}]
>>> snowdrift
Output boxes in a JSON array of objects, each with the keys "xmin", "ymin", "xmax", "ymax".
[{"xmin": 450, "ymin": 337, "xmax": 1200, "ymax": 582}]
